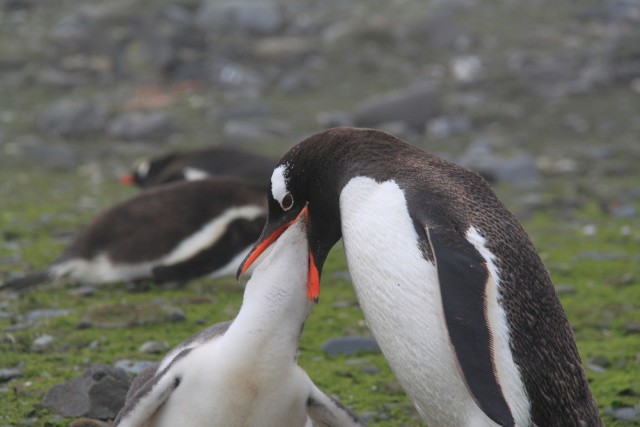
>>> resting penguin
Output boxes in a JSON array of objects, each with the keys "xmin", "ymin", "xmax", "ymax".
[
  {"xmin": 238, "ymin": 127, "xmax": 602, "ymax": 427},
  {"xmin": 113, "ymin": 214, "xmax": 365, "ymax": 427},
  {"xmin": 1, "ymin": 178, "xmax": 266, "ymax": 290},
  {"xmin": 120, "ymin": 147, "xmax": 275, "ymax": 189}
]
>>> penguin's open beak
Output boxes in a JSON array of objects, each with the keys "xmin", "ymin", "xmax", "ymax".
[{"xmin": 237, "ymin": 204, "xmax": 320, "ymax": 303}]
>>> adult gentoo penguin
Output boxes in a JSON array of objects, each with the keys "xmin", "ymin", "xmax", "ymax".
[
  {"xmin": 238, "ymin": 127, "xmax": 602, "ymax": 427},
  {"xmin": 120, "ymin": 147, "xmax": 275, "ymax": 189},
  {"xmin": 113, "ymin": 215, "xmax": 365, "ymax": 427},
  {"xmin": 1, "ymin": 178, "xmax": 266, "ymax": 290}
]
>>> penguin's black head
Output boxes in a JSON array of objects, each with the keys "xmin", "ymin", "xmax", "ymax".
[
  {"xmin": 120, "ymin": 154, "xmax": 182, "ymax": 188},
  {"xmin": 237, "ymin": 134, "xmax": 346, "ymax": 303}
]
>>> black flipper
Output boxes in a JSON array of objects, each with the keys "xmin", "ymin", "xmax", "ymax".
[{"xmin": 427, "ymin": 227, "xmax": 515, "ymax": 427}]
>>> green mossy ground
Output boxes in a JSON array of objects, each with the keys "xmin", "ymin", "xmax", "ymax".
[
  {"xmin": 1, "ymin": 164, "xmax": 638, "ymax": 426},
  {"xmin": 1, "ymin": 0, "xmax": 639, "ymax": 424}
]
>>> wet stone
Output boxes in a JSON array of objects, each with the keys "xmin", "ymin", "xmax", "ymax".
[
  {"xmin": 114, "ymin": 359, "xmax": 158, "ymax": 376},
  {"xmin": 43, "ymin": 365, "xmax": 131, "ymax": 419},
  {"xmin": 139, "ymin": 340, "xmax": 169, "ymax": 354},
  {"xmin": 196, "ymin": 0, "xmax": 283, "ymax": 35},
  {"xmin": 360, "ymin": 365, "xmax": 380, "ymax": 375},
  {"xmin": 24, "ymin": 308, "xmax": 74, "ymax": 322},
  {"xmin": 605, "ymin": 405, "xmax": 640, "ymax": 421},
  {"xmin": 4, "ymin": 324, "xmax": 29, "ymax": 332},
  {"xmin": 107, "ymin": 112, "xmax": 176, "ymax": 141},
  {"xmin": 0, "ymin": 367, "xmax": 22, "ymax": 382},
  {"xmin": 624, "ymin": 323, "xmax": 640, "ymax": 334},
  {"xmin": 69, "ymin": 286, "xmax": 98, "ymax": 297},
  {"xmin": 586, "ymin": 356, "xmax": 610, "ymax": 373},
  {"xmin": 427, "ymin": 115, "xmax": 472, "ymax": 138},
  {"xmin": 555, "ymin": 284, "xmax": 577, "ymax": 295},
  {"xmin": 321, "ymin": 336, "xmax": 380, "ymax": 356},
  {"xmin": 316, "ymin": 111, "xmax": 354, "ymax": 128},
  {"xmin": 81, "ymin": 300, "xmax": 185, "ymax": 328},
  {"xmin": 457, "ymin": 139, "xmax": 539, "ymax": 187},
  {"xmin": 15, "ymin": 136, "xmax": 79, "ymax": 171},
  {"xmin": 353, "ymin": 83, "xmax": 441, "ymax": 131},
  {"xmin": 31, "ymin": 334, "xmax": 55, "ymax": 352},
  {"xmin": 36, "ymin": 99, "xmax": 107, "ymax": 137}
]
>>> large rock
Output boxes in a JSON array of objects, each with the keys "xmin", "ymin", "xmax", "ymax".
[
  {"xmin": 43, "ymin": 365, "xmax": 131, "ymax": 419},
  {"xmin": 16, "ymin": 136, "xmax": 79, "ymax": 171},
  {"xmin": 457, "ymin": 137, "xmax": 540, "ymax": 187},
  {"xmin": 106, "ymin": 111, "xmax": 176, "ymax": 141},
  {"xmin": 36, "ymin": 99, "xmax": 107, "ymax": 137},
  {"xmin": 353, "ymin": 83, "xmax": 441, "ymax": 131},
  {"xmin": 80, "ymin": 300, "xmax": 186, "ymax": 328},
  {"xmin": 196, "ymin": 0, "xmax": 282, "ymax": 35}
]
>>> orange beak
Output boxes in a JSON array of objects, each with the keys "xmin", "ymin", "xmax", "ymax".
[
  {"xmin": 119, "ymin": 174, "xmax": 134, "ymax": 185},
  {"xmin": 238, "ymin": 205, "xmax": 321, "ymax": 303}
]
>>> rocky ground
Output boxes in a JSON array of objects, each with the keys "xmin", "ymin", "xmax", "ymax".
[{"xmin": 1, "ymin": 0, "xmax": 639, "ymax": 425}]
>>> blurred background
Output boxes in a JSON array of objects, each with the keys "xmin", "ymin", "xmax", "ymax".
[
  {"xmin": 1, "ymin": 0, "xmax": 639, "ymax": 425},
  {"xmin": 1, "ymin": 0, "xmax": 639, "ymax": 205}
]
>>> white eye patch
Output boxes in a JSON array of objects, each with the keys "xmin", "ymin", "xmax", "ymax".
[
  {"xmin": 136, "ymin": 160, "xmax": 150, "ymax": 177},
  {"xmin": 271, "ymin": 164, "xmax": 289, "ymax": 206}
]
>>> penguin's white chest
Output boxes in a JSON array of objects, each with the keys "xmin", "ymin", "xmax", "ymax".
[
  {"xmin": 340, "ymin": 177, "xmax": 499, "ymax": 427},
  {"xmin": 148, "ymin": 341, "xmax": 309, "ymax": 427}
]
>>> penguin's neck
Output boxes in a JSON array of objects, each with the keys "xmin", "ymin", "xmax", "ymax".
[{"xmin": 222, "ymin": 276, "xmax": 311, "ymax": 361}]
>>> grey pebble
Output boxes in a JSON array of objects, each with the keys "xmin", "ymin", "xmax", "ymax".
[
  {"xmin": 353, "ymin": 83, "xmax": 441, "ymax": 131},
  {"xmin": 139, "ymin": 340, "xmax": 169, "ymax": 354},
  {"xmin": 24, "ymin": 308, "xmax": 74, "ymax": 322},
  {"xmin": 69, "ymin": 286, "xmax": 98, "ymax": 297},
  {"xmin": 196, "ymin": 0, "xmax": 282, "ymax": 35},
  {"xmin": 114, "ymin": 359, "xmax": 159, "ymax": 376},
  {"xmin": 586, "ymin": 355, "xmax": 609, "ymax": 374},
  {"xmin": 107, "ymin": 112, "xmax": 176, "ymax": 141},
  {"xmin": 36, "ymin": 99, "xmax": 107, "ymax": 137},
  {"xmin": 0, "ymin": 367, "xmax": 22, "ymax": 382},
  {"xmin": 624, "ymin": 323, "xmax": 640, "ymax": 334},
  {"xmin": 605, "ymin": 405, "xmax": 640, "ymax": 421},
  {"xmin": 555, "ymin": 284, "xmax": 577, "ymax": 295},
  {"xmin": 31, "ymin": 334, "xmax": 55, "ymax": 352},
  {"xmin": 321, "ymin": 336, "xmax": 380, "ymax": 356}
]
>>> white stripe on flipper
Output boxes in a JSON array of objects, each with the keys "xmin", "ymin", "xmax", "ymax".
[
  {"xmin": 49, "ymin": 205, "xmax": 264, "ymax": 285},
  {"xmin": 183, "ymin": 167, "xmax": 210, "ymax": 181},
  {"xmin": 163, "ymin": 205, "xmax": 264, "ymax": 264},
  {"xmin": 465, "ymin": 226, "xmax": 530, "ymax": 426}
]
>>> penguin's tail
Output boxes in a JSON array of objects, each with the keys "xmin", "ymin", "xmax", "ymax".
[{"xmin": 0, "ymin": 271, "xmax": 50, "ymax": 291}]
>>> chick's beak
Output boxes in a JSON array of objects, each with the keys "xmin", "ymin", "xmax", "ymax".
[{"xmin": 237, "ymin": 204, "xmax": 320, "ymax": 303}]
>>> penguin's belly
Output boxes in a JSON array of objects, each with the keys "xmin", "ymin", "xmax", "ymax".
[
  {"xmin": 49, "ymin": 255, "xmax": 156, "ymax": 284},
  {"xmin": 340, "ymin": 177, "xmax": 496, "ymax": 427}
]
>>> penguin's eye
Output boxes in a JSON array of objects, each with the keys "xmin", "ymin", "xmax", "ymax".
[{"xmin": 281, "ymin": 192, "xmax": 294, "ymax": 211}]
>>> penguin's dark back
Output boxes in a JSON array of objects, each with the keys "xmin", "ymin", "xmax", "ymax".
[{"xmin": 65, "ymin": 179, "xmax": 266, "ymax": 264}]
